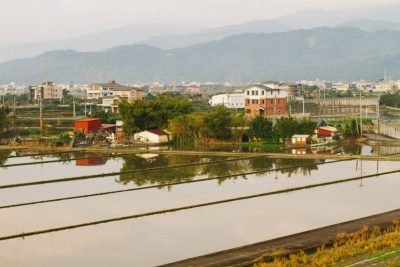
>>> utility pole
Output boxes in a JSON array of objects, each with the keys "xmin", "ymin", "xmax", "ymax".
[
  {"xmin": 359, "ymin": 91, "xmax": 363, "ymax": 139},
  {"xmin": 39, "ymin": 98, "xmax": 44, "ymax": 130},
  {"xmin": 73, "ymin": 97, "xmax": 76, "ymax": 118},
  {"xmin": 302, "ymin": 97, "xmax": 305, "ymax": 116},
  {"xmin": 377, "ymin": 94, "xmax": 380, "ymax": 135},
  {"xmin": 84, "ymin": 98, "xmax": 87, "ymax": 117}
]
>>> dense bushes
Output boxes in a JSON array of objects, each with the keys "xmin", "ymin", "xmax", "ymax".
[{"xmin": 380, "ymin": 93, "xmax": 400, "ymax": 108}]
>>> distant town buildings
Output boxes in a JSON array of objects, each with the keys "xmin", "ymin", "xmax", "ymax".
[
  {"xmin": 373, "ymin": 80, "xmax": 399, "ymax": 92},
  {"xmin": 332, "ymin": 82, "xmax": 350, "ymax": 91},
  {"xmin": 0, "ymin": 82, "xmax": 27, "ymax": 96},
  {"xmin": 28, "ymin": 81, "xmax": 64, "ymax": 101}
]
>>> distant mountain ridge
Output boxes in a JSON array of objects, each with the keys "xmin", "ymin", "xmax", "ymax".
[
  {"xmin": 337, "ymin": 19, "xmax": 400, "ymax": 32},
  {"xmin": 1, "ymin": 27, "xmax": 400, "ymax": 84},
  {"xmin": 0, "ymin": 24, "xmax": 199, "ymax": 63},
  {"xmin": 2, "ymin": 4, "xmax": 400, "ymax": 63}
]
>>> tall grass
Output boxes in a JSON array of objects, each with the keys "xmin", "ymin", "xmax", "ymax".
[{"xmin": 255, "ymin": 220, "xmax": 400, "ymax": 267}]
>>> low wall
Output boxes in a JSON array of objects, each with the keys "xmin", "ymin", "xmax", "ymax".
[{"xmin": 379, "ymin": 121, "xmax": 400, "ymax": 140}]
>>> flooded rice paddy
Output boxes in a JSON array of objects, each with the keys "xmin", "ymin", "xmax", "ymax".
[{"xmin": 0, "ymin": 147, "xmax": 399, "ymax": 266}]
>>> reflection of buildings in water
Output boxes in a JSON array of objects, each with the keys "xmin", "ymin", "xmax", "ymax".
[
  {"xmin": 136, "ymin": 153, "xmax": 160, "ymax": 160},
  {"xmin": 291, "ymin": 148, "xmax": 312, "ymax": 155},
  {"xmin": 76, "ymin": 157, "xmax": 106, "ymax": 166},
  {"xmin": 312, "ymin": 146, "xmax": 343, "ymax": 155}
]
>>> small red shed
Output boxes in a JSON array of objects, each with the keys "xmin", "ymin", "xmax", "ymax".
[
  {"xmin": 75, "ymin": 118, "xmax": 102, "ymax": 134},
  {"xmin": 317, "ymin": 126, "xmax": 339, "ymax": 138}
]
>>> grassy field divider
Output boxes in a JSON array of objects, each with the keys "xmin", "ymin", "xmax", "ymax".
[
  {"xmin": 1, "ymin": 168, "xmax": 399, "ymax": 242},
  {"xmin": 0, "ymin": 159, "xmax": 348, "ymax": 210},
  {"xmin": 0, "ymin": 156, "xmax": 264, "ymax": 189}
]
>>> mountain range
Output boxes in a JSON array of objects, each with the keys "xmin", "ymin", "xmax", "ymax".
[
  {"xmin": 2, "ymin": 5, "xmax": 400, "ymax": 63},
  {"xmin": 1, "ymin": 27, "xmax": 399, "ymax": 84}
]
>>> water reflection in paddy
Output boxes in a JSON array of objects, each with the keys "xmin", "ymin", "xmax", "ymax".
[
  {"xmin": 0, "ymin": 156, "xmax": 398, "ymax": 235},
  {"xmin": 0, "ymin": 174, "xmax": 399, "ymax": 267},
  {"xmin": 0, "ymin": 151, "xmax": 399, "ymax": 267}
]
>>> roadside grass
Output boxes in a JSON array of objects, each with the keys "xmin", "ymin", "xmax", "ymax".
[{"xmin": 254, "ymin": 220, "xmax": 400, "ymax": 267}]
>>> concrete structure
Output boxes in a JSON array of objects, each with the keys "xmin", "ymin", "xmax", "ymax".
[
  {"xmin": 332, "ymin": 82, "xmax": 350, "ymax": 91},
  {"xmin": 29, "ymin": 82, "xmax": 64, "ymax": 101},
  {"xmin": 300, "ymin": 97, "xmax": 379, "ymax": 117},
  {"xmin": 98, "ymin": 96, "xmax": 124, "ymax": 113},
  {"xmin": 134, "ymin": 130, "xmax": 172, "ymax": 144},
  {"xmin": 209, "ymin": 93, "xmax": 244, "ymax": 109},
  {"xmin": 244, "ymin": 83, "xmax": 287, "ymax": 117},
  {"xmin": 373, "ymin": 80, "xmax": 399, "ymax": 92},
  {"xmin": 74, "ymin": 118, "xmax": 102, "ymax": 134},
  {"xmin": 87, "ymin": 80, "xmax": 143, "ymax": 101},
  {"xmin": 379, "ymin": 121, "xmax": 400, "ymax": 140},
  {"xmin": 291, "ymin": 134, "xmax": 311, "ymax": 145},
  {"xmin": 263, "ymin": 81, "xmax": 301, "ymax": 100}
]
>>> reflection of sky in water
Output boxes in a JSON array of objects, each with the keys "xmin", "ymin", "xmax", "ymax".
[{"xmin": 0, "ymin": 153, "xmax": 399, "ymax": 266}]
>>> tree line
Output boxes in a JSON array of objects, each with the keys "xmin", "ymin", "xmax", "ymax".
[{"xmin": 118, "ymin": 94, "xmax": 317, "ymax": 144}]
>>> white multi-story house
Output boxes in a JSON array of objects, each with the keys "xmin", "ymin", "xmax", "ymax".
[{"xmin": 209, "ymin": 93, "xmax": 245, "ymax": 109}]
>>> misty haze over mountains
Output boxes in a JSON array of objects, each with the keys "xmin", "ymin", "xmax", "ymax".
[
  {"xmin": 2, "ymin": 5, "xmax": 400, "ymax": 63},
  {"xmin": 1, "ymin": 27, "xmax": 400, "ymax": 84},
  {"xmin": 1, "ymin": 5, "xmax": 400, "ymax": 83}
]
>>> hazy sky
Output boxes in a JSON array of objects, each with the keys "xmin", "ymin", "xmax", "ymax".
[{"xmin": 0, "ymin": 0, "xmax": 398, "ymax": 45}]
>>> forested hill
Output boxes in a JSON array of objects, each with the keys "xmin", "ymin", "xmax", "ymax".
[{"xmin": 1, "ymin": 27, "xmax": 400, "ymax": 84}]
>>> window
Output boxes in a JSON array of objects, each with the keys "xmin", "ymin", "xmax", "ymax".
[
  {"xmin": 252, "ymin": 91, "xmax": 255, "ymax": 95},
  {"xmin": 270, "ymin": 91, "xmax": 273, "ymax": 95},
  {"xmin": 247, "ymin": 91, "xmax": 250, "ymax": 95},
  {"xmin": 246, "ymin": 99, "xmax": 250, "ymax": 104},
  {"xmin": 261, "ymin": 100, "xmax": 264, "ymax": 104},
  {"xmin": 255, "ymin": 91, "xmax": 258, "ymax": 95},
  {"xmin": 246, "ymin": 109, "xmax": 251, "ymax": 113},
  {"xmin": 270, "ymin": 100, "xmax": 273, "ymax": 104},
  {"xmin": 262, "ymin": 91, "xmax": 265, "ymax": 95}
]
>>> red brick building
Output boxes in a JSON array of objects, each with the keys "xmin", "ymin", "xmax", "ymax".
[{"xmin": 244, "ymin": 84, "xmax": 287, "ymax": 117}]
